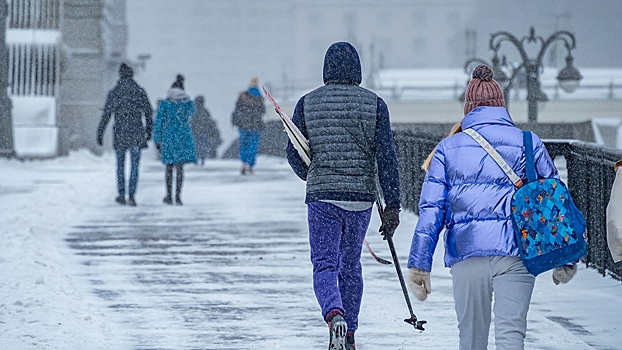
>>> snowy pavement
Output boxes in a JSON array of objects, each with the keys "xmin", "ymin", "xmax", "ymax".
[{"xmin": 1, "ymin": 149, "xmax": 621, "ymax": 349}]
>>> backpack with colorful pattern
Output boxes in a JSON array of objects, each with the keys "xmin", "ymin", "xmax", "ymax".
[
  {"xmin": 510, "ymin": 131, "xmax": 587, "ymax": 275},
  {"xmin": 465, "ymin": 128, "xmax": 588, "ymax": 276}
]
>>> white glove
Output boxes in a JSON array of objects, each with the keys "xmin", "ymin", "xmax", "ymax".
[
  {"xmin": 408, "ymin": 268, "xmax": 431, "ymax": 301},
  {"xmin": 552, "ymin": 263, "xmax": 578, "ymax": 285}
]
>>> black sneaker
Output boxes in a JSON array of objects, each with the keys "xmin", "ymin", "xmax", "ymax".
[
  {"xmin": 327, "ymin": 313, "xmax": 347, "ymax": 350},
  {"xmin": 175, "ymin": 197, "xmax": 183, "ymax": 206},
  {"xmin": 163, "ymin": 196, "xmax": 173, "ymax": 205},
  {"xmin": 346, "ymin": 334, "xmax": 355, "ymax": 350},
  {"xmin": 128, "ymin": 196, "xmax": 136, "ymax": 207},
  {"xmin": 115, "ymin": 196, "xmax": 126, "ymax": 205}
]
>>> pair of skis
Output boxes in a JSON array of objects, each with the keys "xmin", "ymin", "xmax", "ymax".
[{"xmin": 263, "ymin": 86, "xmax": 426, "ymax": 331}]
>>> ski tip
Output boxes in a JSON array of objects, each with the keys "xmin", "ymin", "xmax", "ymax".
[{"xmin": 377, "ymin": 257, "xmax": 392, "ymax": 265}]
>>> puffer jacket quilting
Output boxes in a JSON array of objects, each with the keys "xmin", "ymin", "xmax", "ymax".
[
  {"xmin": 304, "ymin": 84, "xmax": 378, "ymax": 196},
  {"xmin": 408, "ymin": 106, "xmax": 559, "ymax": 271}
]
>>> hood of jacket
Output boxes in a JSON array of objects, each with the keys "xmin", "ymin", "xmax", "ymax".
[
  {"xmin": 322, "ymin": 42, "xmax": 362, "ymax": 85},
  {"xmin": 461, "ymin": 106, "xmax": 514, "ymax": 130},
  {"xmin": 247, "ymin": 87, "xmax": 261, "ymax": 97}
]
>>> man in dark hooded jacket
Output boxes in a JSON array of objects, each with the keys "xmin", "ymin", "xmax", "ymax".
[
  {"xmin": 97, "ymin": 63, "xmax": 153, "ymax": 206},
  {"xmin": 286, "ymin": 42, "xmax": 401, "ymax": 350}
]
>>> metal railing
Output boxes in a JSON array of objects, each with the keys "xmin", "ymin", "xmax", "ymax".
[{"xmin": 393, "ymin": 129, "xmax": 622, "ymax": 281}]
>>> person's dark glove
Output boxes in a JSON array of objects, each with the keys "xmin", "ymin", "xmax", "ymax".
[
  {"xmin": 96, "ymin": 134, "xmax": 103, "ymax": 146},
  {"xmin": 379, "ymin": 207, "xmax": 400, "ymax": 240},
  {"xmin": 155, "ymin": 143, "xmax": 161, "ymax": 152}
]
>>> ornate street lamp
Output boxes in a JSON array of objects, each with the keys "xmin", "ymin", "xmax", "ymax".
[
  {"xmin": 557, "ymin": 55, "xmax": 582, "ymax": 93},
  {"xmin": 489, "ymin": 27, "xmax": 582, "ymax": 123}
]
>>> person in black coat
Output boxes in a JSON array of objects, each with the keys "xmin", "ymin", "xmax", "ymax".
[{"xmin": 96, "ymin": 63, "xmax": 153, "ymax": 206}]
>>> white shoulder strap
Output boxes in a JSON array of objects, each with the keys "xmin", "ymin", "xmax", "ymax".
[{"xmin": 464, "ymin": 128, "xmax": 523, "ymax": 188}]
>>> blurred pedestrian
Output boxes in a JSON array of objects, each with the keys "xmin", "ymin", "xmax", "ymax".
[
  {"xmin": 231, "ymin": 76, "xmax": 265, "ymax": 175},
  {"xmin": 191, "ymin": 95, "xmax": 221, "ymax": 165},
  {"xmin": 407, "ymin": 64, "xmax": 566, "ymax": 350},
  {"xmin": 286, "ymin": 42, "xmax": 401, "ymax": 350},
  {"xmin": 96, "ymin": 62, "xmax": 153, "ymax": 207},
  {"xmin": 153, "ymin": 74, "xmax": 196, "ymax": 205}
]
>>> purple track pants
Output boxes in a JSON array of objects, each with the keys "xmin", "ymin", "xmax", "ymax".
[{"xmin": 307, "ymin": 201, "xmax": 372, "ymax": 335}]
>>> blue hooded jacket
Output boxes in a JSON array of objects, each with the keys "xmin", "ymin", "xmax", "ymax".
[
  {"xmin": 407, "ymin": 106, "xmax": 559, "ymax": 271},
  {"xmin": 153, "ymin": 88, "xmax": 197, "ymax": 164},
  {"xmin": 286, "ymin": 42, "xmax": 400, "ymax": 209}
]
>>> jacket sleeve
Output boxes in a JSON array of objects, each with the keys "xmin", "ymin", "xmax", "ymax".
[
  {"xmin": 532, "ymin": 132, "xmax": 560, "ymax": 180},
  {"xmin": 286, "ymin": 97, "xmax": 309, "ymax": 181},
  {"xmin": 259, "ymin": 97, "xmax": 266, "ymax": 116},
  {"xmin": 97, "ymin": 91, "xmax": 114, "ymax": 140},
  {"xmin": 375, "ymin": 97, "xmax": 400, "ymax": 209},
  {"xmin": 153, "ymin": 103, "xmax": 164, "ymax": 145},
  {"xmin": 187, "ymin": 100, "xmax": 197, "ymax": 119},
  {"xmin": 231, "ymin": 95, "xmax": 242, "ymax": 127},
  {"xmin": 140, "ymin": 89, "xmax": 153, "ymax": 138},
  {"xmin": 408, "ymin": 143, "xmax": 448, "ymax": 272}
]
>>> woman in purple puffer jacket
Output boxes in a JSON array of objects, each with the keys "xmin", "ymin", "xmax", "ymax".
[{"xmin": 407, "ymin": 65, "xmax": 577, "ymax": 350}]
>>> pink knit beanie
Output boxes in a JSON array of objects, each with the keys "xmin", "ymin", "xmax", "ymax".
[{"xmin": 464, "ymin": 64, "xmax": 505, "ymax": 115}]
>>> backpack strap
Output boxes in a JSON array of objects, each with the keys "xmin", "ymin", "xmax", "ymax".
[
  {"xmin": 523, "ymin": 131, "xmax": 537, "ymax": 183},
  {"xmin": 464, "ymin": 128, "xmax": 523, "ymax": 188}
]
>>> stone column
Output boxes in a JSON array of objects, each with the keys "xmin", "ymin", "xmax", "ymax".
[
  {"xmin": 58, "ymin": 0, "xmax": 105, "ymax": 155},
  {"xmin": 0, "ymin": 0, "xmax": 14, "ymax": 158}
]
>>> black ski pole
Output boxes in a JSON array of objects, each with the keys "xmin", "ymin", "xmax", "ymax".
[
  {"xmin": 377, "ymin": 199, "xmax": 426, "ymax": 331},
  {"xmin": 385, "ymin": 234, "xmax": 426, "ymax": 331}
]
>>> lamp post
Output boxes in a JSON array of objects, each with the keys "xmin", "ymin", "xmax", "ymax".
[
  {"xmin": 488, "ymin": 27, "xmax": 582, "ymax": 123},
  {"xmin": 0, "ymin": 0, "xmax": 14, "ymax": 158}
]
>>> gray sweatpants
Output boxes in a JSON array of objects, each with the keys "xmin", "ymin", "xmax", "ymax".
[{"xmin": 450, "ymin": 256, "xmax": 535, "ymax": 350}]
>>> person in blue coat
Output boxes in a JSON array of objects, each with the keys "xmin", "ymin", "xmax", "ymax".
[
  {"xmin": 407, "ymin": 65, "xmax": 576, "ymax": 349},
  {"xmin": 231, "ymin": 76, "xmax": 265, "ymax": 175},
  {"xmin": 286, "ymin": 42, "xmax": 401, "ymax": 350},
  {"xmin": 153, "ymin": 74, "xmax": 196, "ymax": 205}
]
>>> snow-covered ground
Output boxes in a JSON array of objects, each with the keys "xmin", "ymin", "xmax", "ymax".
[{"xmin": 1, "ymin": 149, "xmax": 621, "ymax": 349}]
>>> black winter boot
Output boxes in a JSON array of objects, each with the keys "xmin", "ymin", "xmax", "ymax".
[
  {"xmin": 163, "ymin": 195, "xmax": 173, "ymax": 205},
  {"xmin": 346, "ymin": 334, "xmax": 355, "ymax": 350},
  {"xmin": 115, "ymin": 196, "xmax": 126, "ymax": 205}
]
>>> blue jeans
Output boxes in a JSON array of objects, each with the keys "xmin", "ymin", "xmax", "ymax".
[
  {"xmin": 115, "ymin": 147, "xmax": 141, "ymax": 197},
  {"xmin": 307, "ymin": 201, "xmax": 372, "ymax": 335},
  {"xmin": 238, "ymin": 129, "xmax": 261, "ymax": 167}
]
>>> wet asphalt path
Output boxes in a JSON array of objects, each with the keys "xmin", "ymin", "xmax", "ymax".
[
  {"xmin": 63, "ymin": 156, "xmax": 613, "ymax": 350},
  {"xmin": 64, "ymin": 158, "xmax": 329, "ymax": 349}
]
